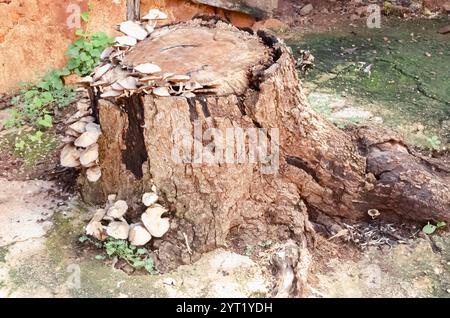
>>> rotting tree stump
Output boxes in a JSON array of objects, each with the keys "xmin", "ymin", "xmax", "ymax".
[{"xmin": 81, "ymin": 18, "xmax": 450, "ymax": 274}]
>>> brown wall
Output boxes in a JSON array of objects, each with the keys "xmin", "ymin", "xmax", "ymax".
[{"xmin": 0, "ymin": 0, "xmax": 254, "ymax": 94}]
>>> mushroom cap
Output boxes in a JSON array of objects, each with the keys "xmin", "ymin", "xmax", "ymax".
[
  {"xmin": 60, "ymin": 144, "xmax": 81, "ymax": 168},
  {"xmin": 69, "ymin": 121, "xmax": 87, "ymax": 134},
  {"xmin": 129, "ymin": 224, "xmax": 152, "ymax": 246},
  {"xmin": 153, "ymin": 86, "xmax": 170, "ymax": 97},
  {"xmin": 80, "ymin": 143, "xmax": 99, "ymax": 167},
  {"xmin": 141, "ymin": 205, "xmax": 170, "ymax": 238},
  {"xmin": 142, "ymin": 192, "xmax": 158, "ymax": 207},
  {"xmin": 74, "ymin": 130, "xmax": 101, "ymax": 148},
  {"xmin": 115, "ymin": 35, "xmax": 137, "ymax": 46},
  {"xmin": 86, "ymin": 220, "xmax": 106, "ymax": 241},
  {"xmin": 142, "ymin": 9, "xmax": 168, "ymax": 20},
  {"xmin": 93, "ymin": 63, "xmax": 112, "ymax": 81},
  {"xmin": 92, "ymin": 208, "xmax": 107, "ymax": 222},
  {"xmin": 106, "ymin": 200, "xmax": 129, "ymax": 219},
  {"xmin": 106, "ymin": 221, "xmax": 130, "ymax": 240},
  {"xmin": 101, "ymin": 89, "xmax": 122, "ymax": 98},
  {"xmin": 117, "ymin": 76, "xmax": 138, "ymax": 90},
  {"xmin": 134, "ymin": 63, "xmax": 162, "ymax": 74},
  {"xmin": 86, "ymin": 165, "xmax": 102, "ymax": 183},
  {"xmin": 119, "ymin": 21, "xmax": 148, "ymax": 41}
]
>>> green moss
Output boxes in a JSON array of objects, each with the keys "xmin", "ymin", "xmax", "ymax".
[
  {"xmin": 0, "ymin": 246, "xmax": 8, "ymax": 262},
  {"xmin": 287, "ymin": 18, "xmax": 450, "ymax": 149}
]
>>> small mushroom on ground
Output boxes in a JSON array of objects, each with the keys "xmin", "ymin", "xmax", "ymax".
[
  {"xmin": 134, "ymin": 63, "xmax": 162, "ymax": 74},
  {"xmin": 74, "ymin": 130, "xmax": 101, "ymax": 148},
  {"xmin": 86, "ymin": 220, "xmax": 106, "ymax": 241},
  {"xmin": 79, "ymin": 76, "xmax": 94, "ymax": 85},
  {"xmin": 86, "ymin": 165, "xmax": 102, "ymax": 183},
  {"xmin": 119, "ymin": 21, "xmax": 148, "ymax": 40},
  {"xmin": 129, "ymin": 224, "xmax": 152, "ymax": 246},
  {"xmin": 142, "ymin": 192, "xmax": 158, "ymax": 207},
  {"xmin": 107, "ymin": 200, "xmax": 128, "ymax": 219},
  {"xmin": 153, "ymin": 86, "xmax": 170, "ymax": 97},
  {"xmin": 368, "ymin": 209, "xmax": 380, "ymax": 219},
  {"xmin": 142, "ymin": 9, "xmax": 168, "ymax": 20},
  {"xmin": 141, "ymin": 205, "xmax": 170, "ymax": 238},
  {"xmin": 106, "ymin": 221, "xmax": 130, "ymax": 240},
  {"xmin": 60, "ymin": 144, "xmax": 81, "ymax": 168}
]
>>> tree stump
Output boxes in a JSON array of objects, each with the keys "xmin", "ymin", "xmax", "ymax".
[{"xmin": 81, "ymin": 18, "xmax": 450, "ymax": 272}]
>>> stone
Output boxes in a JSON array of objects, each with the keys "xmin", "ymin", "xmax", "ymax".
[{"xmin": 300, "ymin": 4, "xmax": 314, "ymax": 16}]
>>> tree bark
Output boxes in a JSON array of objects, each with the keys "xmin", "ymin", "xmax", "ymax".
[
  {"xmin": 126, "ymin": 0, "xmax": 140, "ymax": 21},
  {"xmin": 81, "ymin": 18, "xmax": 450, "ymax": 271}
]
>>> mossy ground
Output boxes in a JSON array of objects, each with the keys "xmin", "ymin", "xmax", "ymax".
[{"xmin": 286, "ymin": 18, "xmax": 450, "ymax": 150}]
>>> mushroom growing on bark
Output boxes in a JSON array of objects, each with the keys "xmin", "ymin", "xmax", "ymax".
[
  {"xmin": 129, "ymin": 224, "xmax": 152, "ymax": 246},
  {"xmin": 106, "ymin": 200, "xmax": 129, "ymax": 219},
  {"xmin": 106, "ymin": 221, "xmax": 130, "ymax": 240},
  {"xmin": 141, "ymin": 205, "xmax": 170, "ymax": 238}
]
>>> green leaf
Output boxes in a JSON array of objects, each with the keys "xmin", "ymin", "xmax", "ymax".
[
  {"xmin": 78, "ymin": 236, "xmax": 89, "ymax": 243},
  {"xmin": 80, "ymin": 12, "xmax": 90, "ymax": 22},
  {"xmin": 423, "ymin": 223, "xmax": 437, "ymax": 235},
  {"xmin": 75, "ymin": 28, "xmax": 85, "ymax": 37},
  {"xmin": 436, "ymin": 221, "xmax": 447, "ymax": 229},
  {"xmin": 37, "ymin": 114, "xmax": 53, "ymax": 128}
]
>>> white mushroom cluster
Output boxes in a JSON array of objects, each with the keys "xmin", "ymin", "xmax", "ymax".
[
  {"xmin": 60, "ymin": 91, "xmax": 102, "ymax": 183},
  {"xmin": 79, "ymin": 9, "xmax": 215, "ymax": 99},
  {"xmin": 85, "ymin": 188, "xmax": 170, "ymax": 246}
]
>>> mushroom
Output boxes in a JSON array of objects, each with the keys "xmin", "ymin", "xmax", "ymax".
[
  {"xmin": 141, "ymin": 205, "xmax": 170, "ymax": 238},
  {"xmin": 80, "ymin": 116, "xmax": 95, "ymax": 123},
  {"xmin": 115, "ymin": 35, "xmax": 137, "ymax": 46},
  {"xmin": 106, "ymin": 200, "xmax": 128, "ymax": 219},
  {"xmin": 368, "ymin": 209, "xmax": 380, "ymax": 219},
  {"xmin": 119, "ymin": 21, "xmax": 148, "ymax": 41},
  {"xmin": 142, "ymin": 9, "xmax": 168, "ymax": 20},
  {"xmin": 86, "ymin": 220, "xmax": 106, "ymax": 241},
  {"xmin": 74, "ymin": 130, "xmax": 101, "ymax": 148},
  {"xmin": 166, "ymin": 74, "xmax": 191, "ymax": 83},
  {"xmin": 117, "ymin": 76, "xmax": 138, "ymax": 90},
  {"xmin": 86, "ymin": 165, "xmax": 102, "ymax": 183},
  {"xmin": 60, "ymin": 144, "xmax": 80, "ymax": 168},
  {"xmin": 100, "ymin": 47, "xmax": 114, "ymax": 60},
  {"xmin": 92, "ymin": 208, "xmax": 107, "ymax": 222},
  {"xmin": 85, "ymin": 122, "xmax": 101, "ymax": 133},
  {"xmin": 69, "ymin": 121, "xmax": 87, "ymax": 134},
  {"xmin": 153, "ymin": 86, "xmax": 170, "ymax": 97},
  {"xmin": 145, "ymin": 24, "xmax": 155, "ymax": 34},
  {"xmin": 129, "ymin": 224, "xmax": 152, "ymax": 246},
  {"xmin": 101, "ymin": 89, "xmax": 122, "ymax": 98},
  {"xmin": 106, "ymin": 221, "xmax": 130, "ymax": 240},
  {"xmin": 108, "ymin": 194, "xmax": 117, "ymax": 204},
  {"xmin": 134, "ymin": 63, "xmax": 162, "ymax": 74},
  {"xmin": 93, "ymin": 63, "xmax": 112, "ymax": 81},
  {"xmin": 142, "ymin": 192, "xmax": 158, "ymax": 207},
  {"xmin": 80, "ymin": 143, "xmax": 99, "ymax": 166}
]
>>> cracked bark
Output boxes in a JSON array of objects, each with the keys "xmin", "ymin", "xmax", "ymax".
[{"xmin": 80, "ymin": 18, "xmax": 450, "ymax": 273}]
